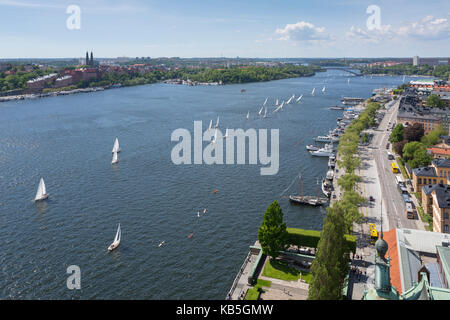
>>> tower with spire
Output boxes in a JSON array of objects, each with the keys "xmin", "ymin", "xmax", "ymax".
[
  {"xmin": 90, "ymin": 51, "xmax": 94, "ymax": 66},
  {"xmin": 363, "ymin": 206, "xmax": 399, "ymax": 300},
  {"xmin": 85, "ymin": 51, "xmax": 89, "ymax": 66}
]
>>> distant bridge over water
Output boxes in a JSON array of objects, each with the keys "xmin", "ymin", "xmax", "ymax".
[{"xmin": 324, "ymin": 67, "xmax": 363, "ymax": 76}]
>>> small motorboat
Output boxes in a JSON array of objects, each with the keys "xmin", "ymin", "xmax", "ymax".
[{"xmin": 306, "ymin": 145, "xmax": 319, "ymax": 151}]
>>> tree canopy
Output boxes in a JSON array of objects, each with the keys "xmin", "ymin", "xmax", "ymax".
[{"xmin": 257, "ymin": 201, "xmax": 288, "ymax": 259}]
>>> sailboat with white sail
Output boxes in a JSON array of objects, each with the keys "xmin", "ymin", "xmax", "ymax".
[
  {"xmin": 258, "ymin": 106, "xmax": 264, "ymax": 116},
  {"xmin": 108, "ymin": 223, "xmax": 121, "ymax": 252},
  {"xmin": 322, "ymin": 86, "xmax": 326, "ymax": 93},
  {"xmin": 263, "ymin": 97, "xmax": 268, "ymax": 106},
  {"xmin": 112, "ymin": 151, "xmax": 119, "ymax": 164},
  {"xmin": 208, "ymin": 119, "xmax": 213, "ymax": 131},
  {"xmin": 34, "ymin": 178, "xmax": 49, "ymax": 202},
  {"xmin": 215, "ymin": 116, "xmax": 219, "ymax": 128},
  {"xmin": 263, "ymin": 106, "xmax": 267, "ymax": 118},
  {"xmin": 347, "ymin": 78, "xmax": 350, "ymax": 85},
  {"xmin": 246, "ymin": 111, "xmax": 249, "ymax": 120},
  {"xmin": 210, "ymin": 128, "xmax": 218, "ymax": 144},
  {"xmin": 223, "ymin": 128, "xmax": 229, "ymax": 139},
  {"xmin": 275, "ymin": 99, "xmax": 279, "ymax": 106},
  {"xmin": 112, "ymin": 138, "xmax": 120, "ymax": 153},
  {"xmin": 286, "ymin": 94, "xmax": 295, "ymax": 104},
  {"xmin": 311, "ymin": 88, "xmax": 315, "ymax": 95},
  {"xmin": 296, "ymin": 94, "xmax": 303, "ymax": 102}
]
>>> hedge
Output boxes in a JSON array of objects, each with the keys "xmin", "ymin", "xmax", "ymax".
[{"xmin": 286, "ymin": 228, "xmax": 357, "ymax": 253}]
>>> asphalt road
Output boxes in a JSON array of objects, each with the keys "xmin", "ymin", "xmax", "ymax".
[{"xmin": 367, "ymin": 100, "xmax": 424, "ymax": 230}]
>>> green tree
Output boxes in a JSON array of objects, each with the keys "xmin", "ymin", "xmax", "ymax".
[
  {"xmin": 257, "ymin": 201, "xmax": 288, "ymax": 260},
  {"xmin": 408, "ymin": 147, "xmax": 432, "ymax": 169},
  {"xmin": 337, "ymin": 173, "xmax": 361, "ymax": 192},
  {"xmin": 426, "ymin": 94, "xmax": 446, "ymax": 108},
  {"xmin": 308, "ymin": 203, "xmax": 349, "ymax": 300},
  {"xmin": 421, "ymin": 125, "xmax": 447, "ymax": 147},
  {"xmin": 389, "ymin": 124, "xmax": 404, "ymax": 144},
  {"xmin": 402, "ymin": 141, "xmax": 424, "ymax": 161}
]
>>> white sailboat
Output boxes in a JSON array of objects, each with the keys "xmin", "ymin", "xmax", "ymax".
[
  {"xmin": 215, "ymin": 116, "xmax": 219, "ymax": 129},
  {"xmin": 258, "ymin": 106, "xmax": 264, "ymax": 116},
  {"xmin": 286, "ymin": 94, "xmax": 295, "ymax": 104},
  {"xmin": 208, "ymin": 119, "xmax": 213, "ymax": 131},
  {"xmin": 158, "ymin": 241, "xmax": 165, "ymax": 247},
  {"xmin": 112, "ymin": 151, "xmax": 119, "ymax": 164},
  {"xmin": 263, "ymin": 97, "xmax": 268, "ymax": 106},
  {"xmin": 210, "ymin": 128, "xmax": 218, "ymax": 144},
  {"xmin": 296, "ymin": 94, "xmax": 303, "ymax": 102},
  {"xmin": 223, "ymin": 128, "xmax": 229, "ymax": 139},
  {"xmin": 108, "ymin": 223, "xmax": 121, "ymax": 251},
  {"xmin": 347, "ymin": 78, "xmax": 350, "ymax": 85},
  {"xmin": 322, "ymin": 86, "xmax": 326, "ymax": 93},
  {"xmin": 112, "ymin": 138, "xmax": 120, "ymax": 153},
  {"xmin": 311, "ymin": 88, "xmax": 315, "ymax": 95},
  {"xmin": 263, "ymin": 106, "xmax": 267, "ymax": 118},
  {"xmin": 246, "ymin": 111, "xmax": 249, "ymax": 120},
  {"xmin": 34, "ymin": 177, "xmax": 49, "ymax": 202},
  {"xmin": 275, "ymin": 99, "xmax": 279, "ymax": 106}
]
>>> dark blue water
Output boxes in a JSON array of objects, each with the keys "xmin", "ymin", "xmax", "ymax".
[{"xmin": 0, "ymin": 71, "xmax": 407, "ymax": 299}]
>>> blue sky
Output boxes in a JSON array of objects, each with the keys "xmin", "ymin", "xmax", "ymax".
[{"xmin": 0, "ymin": 0, "xmax": 449, "ymax": 58}]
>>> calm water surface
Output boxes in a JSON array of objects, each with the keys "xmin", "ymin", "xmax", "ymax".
[{"xmin": 0, "ymin": 71, "xmax": 407, "ymax": 299}]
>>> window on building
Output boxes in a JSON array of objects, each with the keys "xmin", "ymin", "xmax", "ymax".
[
  {"xmin": 418, "ymin": 178, "xmax": 422, "ymax": 184},
  {"xmin": 445, "ymin": 225, "xmax": 449, "ymax": 233},
  {"xmin": 433, "ymin": 179, "xmax": 437, "ymax": 184},
  {"xmin": 429, "ymin": 179, "xmax": 432, "ymax": 184},
  {"xmin": 445, "ymin": 213, "xmax": 449, "ymax": 220}
]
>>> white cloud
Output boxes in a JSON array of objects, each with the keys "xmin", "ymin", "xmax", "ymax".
[
  {"xmin": 275, "ymin": 21, "xmax": 332, "ymax": 42},
  {"xmin": 346, "ymin": 15, "xmax": 450, "ymax": 44},
  {"xmin": 396, "ymin": 15, "xmax": 450, "ymax": 40}
]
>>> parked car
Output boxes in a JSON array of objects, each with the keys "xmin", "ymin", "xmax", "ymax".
[
  {"xmin": 386, "ymin": 143, "xmax": 390, "ymax": 149},
  {"xmin": 369, "ymin": 196, "xmax": 375, "ymax": 202}
]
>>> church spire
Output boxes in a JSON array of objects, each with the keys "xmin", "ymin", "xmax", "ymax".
[
  {"xmin": 85, "ymin": 51, "xmax": 89, "ymax": 65},
  {"xmin": 90, "ymin": 51, "xmax": 94, "ymax": 66}
]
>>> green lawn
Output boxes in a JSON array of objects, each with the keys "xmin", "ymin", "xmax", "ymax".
[
  {"xmin": 262, "ymin": 259, "xmax": 311, "ymax": 283},
  {"xmin": 244, "ymin": 279, "xmax": 272, "ymax": 300}
]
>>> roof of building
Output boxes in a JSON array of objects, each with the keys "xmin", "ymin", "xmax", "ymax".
[
  {"xmin": 384, "ymin": 229, "xmax": 402, "ymax": 294},
  {"xmin": 422, "ymin": 183, "xmax": 449, "ymax": 196},
  {"xmin": 413, "ymin": 166, "xmax": 437, "ymax": 177},
  {"xmin": 433, "ymin": 158, "xmax": 450, "ymax": 168},
  {"xmin": 433, "ymin": 186, "xmax": 450, "ymax": 208},
  {"xmin": 428, "ymin": 147, "xmax": 450, "ymax": 156}
]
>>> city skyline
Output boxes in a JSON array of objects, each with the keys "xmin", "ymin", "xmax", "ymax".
[{"xmin": 0, "ymin": 0, "xmax": 449, "ymax": 59}]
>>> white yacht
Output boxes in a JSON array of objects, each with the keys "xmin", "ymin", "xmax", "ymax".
[{"xmin": 310, "ymin": 143, "xmax": 334, "ymax": 157}]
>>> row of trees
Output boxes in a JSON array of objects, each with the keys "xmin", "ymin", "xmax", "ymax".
[
  {"xmin": 360, "ymin": 64, "xmax": 450, "ymax": 79},
  {"xmin": 390, "ymin": 123, "xmax": 446, "ymax": 169},
  {"xmin": 308, "ymin": 101, "xmax": 382, "ymax": 299}
]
